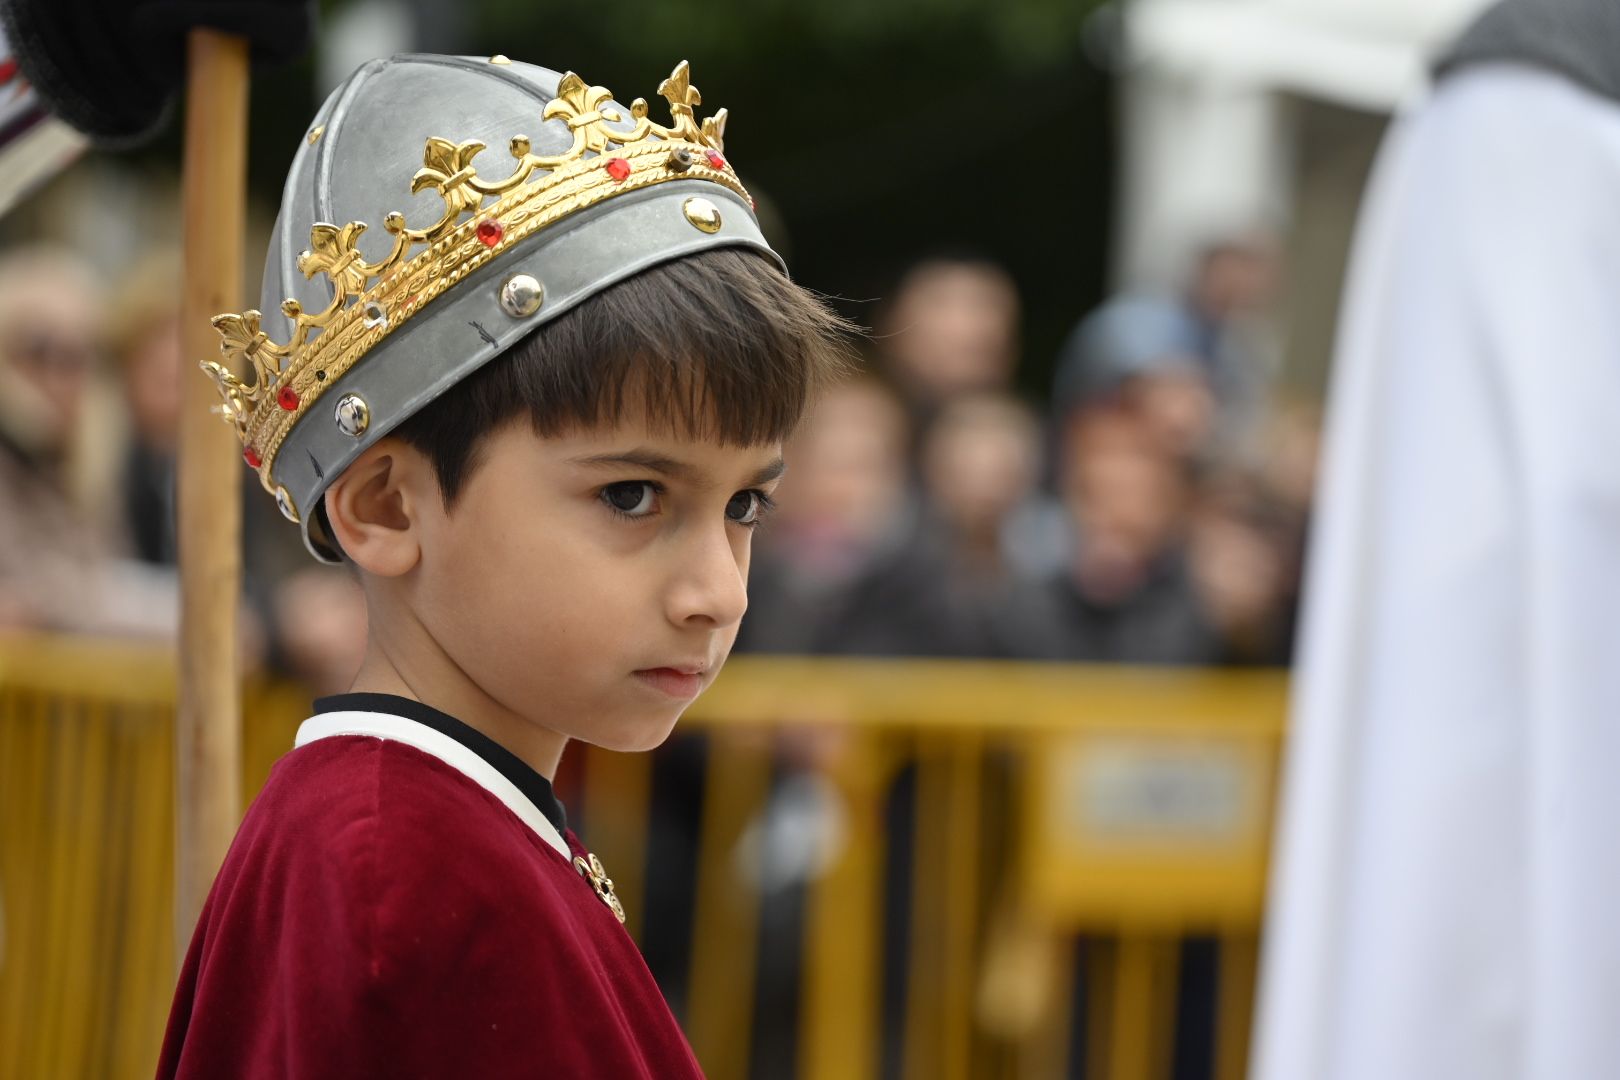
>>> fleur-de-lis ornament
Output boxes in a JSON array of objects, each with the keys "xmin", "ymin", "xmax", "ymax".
[
  {"xmin": 299, "ymin": 222, "xmax": 373, "ymax": 302},
  {"xmin": 544, "ymin": 73, "xmax": 622, "ymax": 154},
  {"xmin": 211, "ymin": 309, "xmax": 286, "ymax": 388},
  {"xmin": 657, "ymin": 61, "xmax": 704, "ymax": 144},
  {"xmin": 212, "ymin": 307, "xmax": 265, "ymax": 358},
  {"xmin": 413, "ymin": 137, "xmax": 488, "ymax": 220}
]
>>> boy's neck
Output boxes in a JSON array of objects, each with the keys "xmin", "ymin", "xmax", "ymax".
[{"xmin": 346, "ymin": 616, "xmax": 570, "ymax": 782}]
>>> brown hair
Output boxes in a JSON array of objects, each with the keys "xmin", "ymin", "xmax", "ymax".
[{"xmin": 389, "ymin": 246, "xmax": 854, "ymax": 507}]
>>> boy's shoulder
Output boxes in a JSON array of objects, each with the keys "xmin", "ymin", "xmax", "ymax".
[
  {"xmin": 165, "ymin": 735, "xmax": 701, "ymax": 1078},
  {"xmin": 240, "ymin": 733, "xmax": 568, "ymax": 895},
  {"xmin": 211, "ymin": 733, "xmax": 617, "ymax": 988}
]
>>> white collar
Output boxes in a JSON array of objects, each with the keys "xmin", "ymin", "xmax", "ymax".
[{"xmin": 295, "ymin": 709, "xmax": 571, "ymax": 859}]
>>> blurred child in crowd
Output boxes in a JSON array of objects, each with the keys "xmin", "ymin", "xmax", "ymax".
[
  {"xmin": 1027, "ymin": 403, "xmax": 1220, "ymax": 663},
  {"xmin": 845, "ymin": 390, "xmax": 1055, "ymax": 658},
  {"xmin": 737, "ymin": 376, "xmax": 911, "ymax": 654},
  {"xmin": 918, "ymin": 392, "xmax": 1044, "ymax": 576}
]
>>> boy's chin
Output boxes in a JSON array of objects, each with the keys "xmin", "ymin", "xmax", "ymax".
[{"xmin": 581, "ymin": 706, "xmax": 689, "ymax": 754}]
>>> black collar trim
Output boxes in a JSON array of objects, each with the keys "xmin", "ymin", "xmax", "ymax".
[{"xmin": 312, "ymin": 692, "xmax": 567, "ymax": 836}]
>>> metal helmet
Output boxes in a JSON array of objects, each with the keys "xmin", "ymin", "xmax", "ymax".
[{"xmin": 202, "ymin": 53, "xmax": 778, "ymax": 561}]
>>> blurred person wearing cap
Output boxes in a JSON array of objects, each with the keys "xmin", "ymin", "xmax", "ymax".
[
  {"xmin": 0, "ymin": 245, "xmax": 176, "ymax": 636},
  {"xmin": 1053, "ymin": 293, "xmax": 1219, "ymax": 463},
  {"xmin": 1054, "ymin": 236, "xmax": 1280, "ymax": 465},
  {"xmin": 1253, "ymin": 2, "xmax": 1620, "ymax": 1078}
]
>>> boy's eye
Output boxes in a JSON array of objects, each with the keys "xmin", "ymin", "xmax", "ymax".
[
  {"xmin": 726, "ymin": 490, "xmax": 769, "ymax": 527},
  {"xmin": 601, "ymin": 481, "xmax": 658, "ymax": 517}
]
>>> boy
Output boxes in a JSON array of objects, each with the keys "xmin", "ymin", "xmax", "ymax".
[{"xmin": 160, "ymin": 53, "xmax": 850, "ymax": 1078}]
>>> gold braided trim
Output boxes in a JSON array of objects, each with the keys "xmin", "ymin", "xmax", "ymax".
[{"xmin": 248, "ymin": 146, "xmax": 746, "ymax": 487}]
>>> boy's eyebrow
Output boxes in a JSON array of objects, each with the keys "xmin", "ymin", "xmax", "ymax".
[
  {"xmin": 569, "ymin": 449, "xmax": 787, "ymax": 488},
  {"xmin": 748, "ymin": 457, "xmax": 788, "ymax": 487}
]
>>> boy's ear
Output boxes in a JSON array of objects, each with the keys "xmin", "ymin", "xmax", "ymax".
[{"xmin": 322, "ymin": 438, "xmax": 431, "ymax": 577}]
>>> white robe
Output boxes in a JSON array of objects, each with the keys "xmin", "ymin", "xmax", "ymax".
[{"xmin": 1252, "ymin": 64, "xmax": 1620, "ymax": 1080}]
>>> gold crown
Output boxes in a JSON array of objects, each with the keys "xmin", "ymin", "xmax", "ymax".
[{"xmin": 202, "ymin": 60, "xmax": 749, "ymax": 489}]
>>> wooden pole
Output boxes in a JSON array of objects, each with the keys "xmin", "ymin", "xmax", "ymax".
[{"xmin": 174, "ymin": 28, "xmax": 248, "ymax": 957}]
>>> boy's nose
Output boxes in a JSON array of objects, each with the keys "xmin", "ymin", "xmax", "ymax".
[{"xmin": 666, "ymin": 525, "xmax": 749, "ymax": 629}]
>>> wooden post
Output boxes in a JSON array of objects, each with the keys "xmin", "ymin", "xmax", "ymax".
[{"xmin": 174, "ymin": 28, "xmax": 248, "ymax": 956}]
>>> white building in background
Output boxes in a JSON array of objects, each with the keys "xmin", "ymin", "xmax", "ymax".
[{"xmin": 1112, "ymin": 0, "xmax": 1491, "ymax": 292}]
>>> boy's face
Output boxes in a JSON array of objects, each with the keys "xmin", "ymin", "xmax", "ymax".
[{"xmin": 405, "ymin": 411, "xmax": 784, "ymax": 753}]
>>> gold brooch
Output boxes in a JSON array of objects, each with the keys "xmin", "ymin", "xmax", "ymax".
[{"xmin": 573, "ymin": 852, "xmax": 626, "ymax": 924}]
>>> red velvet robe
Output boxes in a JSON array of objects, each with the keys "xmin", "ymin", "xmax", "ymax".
[{"xmin": 157, "ymin": 696, "xmax": 703, "ymax": 1078}]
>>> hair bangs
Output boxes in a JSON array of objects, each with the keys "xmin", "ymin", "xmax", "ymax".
[{"xmin": 392, "ymin": 246, "xmax": 854, "ymax": 507}]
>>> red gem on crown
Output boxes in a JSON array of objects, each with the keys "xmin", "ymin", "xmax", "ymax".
[
  {"xmin": 605, "ymin": 157, "xmax": 632, "ymax": 182},
  {"xmin": 277, "ymin": 386, "xmax": 300, "ymax": 411},
  {"xmin": 243, "ymin": 446, "xmax": 262, "ymax": 469},
  {"xmin": 475, "ymin": 218, "xmax": 504, "ymax": 247},
  {"xmin": 705, "ymin": 150, "xmax": 726, "ymax": 170}
]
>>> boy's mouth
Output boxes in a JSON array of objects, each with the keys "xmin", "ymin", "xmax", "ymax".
[{"xmin": 633, "ymin": 666, "xmax": 706, "ymax": 699}]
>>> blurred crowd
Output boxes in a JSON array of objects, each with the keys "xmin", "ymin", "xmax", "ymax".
[
  {"xmin": 0, "ymin": 236, "xmax": 1319, "ymax": 677},
  {"xmin": 741, "ymin": 239, "xmax": 1318, "ymax": 669}
]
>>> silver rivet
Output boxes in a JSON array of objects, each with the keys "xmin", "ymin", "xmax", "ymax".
[
  {"xmin": 682, "ymin": 196, "xmax": 722, "ymax": 234},
  {"xmin": 362, "ymin": 300, "xmax": 387, "ymax": 330},
  {"xmin": 667, "ymin": 148, "xmax": 695, "ymax": 173},
  {"xmin": 334, "ymin": 394, "xmax": 370, "ymax": 438},
  {"xmin": 499, "ymin": 273, "xmax": 544, "ymax": 318},
  {"xmin": 275, "ymin": 485, "xmax": 300, "ymax": 523}
]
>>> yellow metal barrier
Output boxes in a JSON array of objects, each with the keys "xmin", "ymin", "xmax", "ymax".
[
  {"xmin": 0, "ymin": 635, "xmax": 307, "ymax": 1080},
  {"xmin": 0, "ymin": 638, "xmax": 1287, "ymax": 1080}
]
